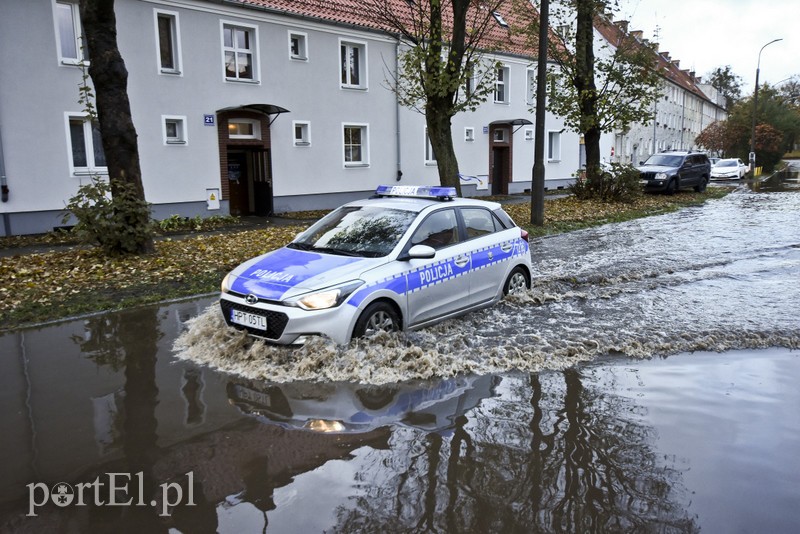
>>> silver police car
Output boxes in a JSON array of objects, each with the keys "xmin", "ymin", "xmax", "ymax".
[{"xmin": 220, "ymin": 185, "xmax": 532, "ymax": 344}]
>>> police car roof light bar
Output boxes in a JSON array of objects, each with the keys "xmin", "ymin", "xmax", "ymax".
[{"xmin": 374, "ymin": 185, "xmax": 457, "ymax": 201}]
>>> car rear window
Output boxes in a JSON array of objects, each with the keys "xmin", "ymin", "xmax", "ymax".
[{"xmin": 492, "ymin": 208, "xmax": 516, "ymax": 229}]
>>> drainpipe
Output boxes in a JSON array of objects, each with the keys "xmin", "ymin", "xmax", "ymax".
[
  {"xmin": 395, "ymin": 37, "xmax": 403, "ymax": 182},
  {"xmin": 680, "ymin": 90, "xmax": 686, "ymax": 149},
  {"xmin": 0, "ymin": 120, "xmax": 10, "ymax": 236}
]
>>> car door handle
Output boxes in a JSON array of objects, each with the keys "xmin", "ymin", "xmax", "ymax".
[
  {"xmin": 454, "ymin": 255, "xmax": 470, "ymax": 268},
  {"xmin": 500, "ymin": 243, "xmax": 512, "ymax": 253}
]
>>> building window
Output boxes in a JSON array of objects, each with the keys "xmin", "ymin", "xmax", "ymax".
[
  {"xmin": 162, "ymin": 116, "xmax": 187, "ymax": 145},
  {"xmin": 548, "ymin": 131, "xmax": 561, "ymax": 161},
  {"xmin": 55, "ymin": 1, "xmax": 85, "ymax": 64},
  {"xmin": 492, "ymin": 11, "xmax": 509, "ymax": 28},
  {"xmin": 495, "ymin": 66, "xmax": 509, "ymax": 103},
  {"xmin": 293, "ymin": 121, "xmax": 310, "ymax": 146},
  {"xmin": 289, "ymin": 32, "xmax": 308, "ymax": 60},
  {"xmin": 155, "ymin": 10, "xmax": 182, "ymax": 74},
  {"xmin": 228, "ymin": 119, "xmax": 261, "ymax": 139},
  {"xmin": 340, "ymin": 40, "xmax": 367, "ymax": 89},
  {"xmin": 343, "ymin": 124, "xmax": 369, "ymax": 166},
  {"xmin": 425, "ymin": 128, "xmax": 437, "ymax": 165},
  {"xmin": 526, "ymin": 69, "xmax": 536, "ymax": 105},
  {"xmin": 493, "ymin": 129, "xmax": 507, "ymax": 143},
  {"xmin": 222, "ymin": 22, "xmax": 258, "ymax": 81},
  {"xmin": 524, "ymin": 129, "xmax": 534, "ymax": 141},
  {"xmin": 465, "ymin": 127, "xmax": 475, "ymax": 142},
  {"xmin": 464, "ymin": 62, "xmax": 475, "ymax": 98},
  {"xmin": 66, "ymin": 114, "xmax": 106, "ymax": 174}
]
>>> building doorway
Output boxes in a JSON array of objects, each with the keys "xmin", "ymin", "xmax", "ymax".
[
  {"xmin": 217, "ymin": 104, "xmax": 289, "ymax": 217},
  {"xmin": 227, "ymin": 149, "xmax": 273, "ymax": 216},
  {"xmin": 489, "ymin": 125, "xmax": 511, "ymax": 195}
]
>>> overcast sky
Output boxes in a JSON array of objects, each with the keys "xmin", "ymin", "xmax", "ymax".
[{"xmin": 615, "ymin": 0, "xmax": 798, "ymax": 93}]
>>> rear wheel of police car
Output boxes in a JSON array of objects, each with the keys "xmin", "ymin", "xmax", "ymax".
[
  {"xmin": 353, "ymin": 301, "xmax": 401, "ymax": 339},
  {"xmin": 504, "ymin": 267, "xmax": 530, "ymax": 296}
]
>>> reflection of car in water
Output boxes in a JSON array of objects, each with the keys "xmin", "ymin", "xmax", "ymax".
[{"xmin": 227, "ymin": 375, "xmax": 499, "ymax": 434}]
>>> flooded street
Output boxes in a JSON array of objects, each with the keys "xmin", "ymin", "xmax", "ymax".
[{"xmin": 1, "ymin": 183, "xmax": 799, "ymax": 532}]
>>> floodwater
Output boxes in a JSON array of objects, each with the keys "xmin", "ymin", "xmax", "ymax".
[{"xmin": 1, "ymin": 180, "xmax": 799, "ymax": 532}]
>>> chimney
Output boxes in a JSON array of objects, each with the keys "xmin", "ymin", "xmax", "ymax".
[
  {"xmin": 661, "ymin": 51, "xmax": 671, "ymax": 61},
  {"xmin": 614, "ymin": 20, "xmax": 629, "ymax": 33},
  {"xmin": 631, "ymin": 30, "xmax": 643, "ymax": 41}
]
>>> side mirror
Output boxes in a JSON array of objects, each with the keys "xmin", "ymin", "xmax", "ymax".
[{"xmin": 401, "ymin": 244, "xmax": 436, "ymax": 261}]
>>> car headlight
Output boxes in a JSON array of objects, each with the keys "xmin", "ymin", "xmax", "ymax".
[
  {"xmin": 655, "ymin": 172, "xmax": 668, "ymax": 180},
  {"xmin": 221, "ymin": 273, "xmax": 233, "ymax": 293},
  {"xmin": 285, "ymin": 280, "xmax": 364, "ymax": 310}
]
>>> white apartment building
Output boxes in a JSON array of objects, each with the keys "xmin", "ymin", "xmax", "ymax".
[{"xmin": 0, "ymin": 0, "xmax": 579, "ymax": 236}]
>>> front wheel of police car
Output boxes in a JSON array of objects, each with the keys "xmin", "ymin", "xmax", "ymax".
[{"xmin": 352, "ymin": 301, "xmax": 401, "ymax": 339}]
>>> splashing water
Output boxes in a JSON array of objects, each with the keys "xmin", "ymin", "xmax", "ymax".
[{"xmin": 175, "ymin": 189, "xmax": 800, "ymax": 384}]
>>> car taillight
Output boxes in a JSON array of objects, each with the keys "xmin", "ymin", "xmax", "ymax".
[{"xmin": 520, "ymin": 228, "xmax": 529, "ymax": 242}]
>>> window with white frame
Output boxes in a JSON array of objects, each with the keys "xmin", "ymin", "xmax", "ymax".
[
  {"xmin": 66, "ymin": 114, "xmax": 106, "ymax": 174},
  {"xmin": 162, "ymin": 116, "xmax": 187, "ymax": 145},
  {"xmin": 524, "ymin": 128, "xmax": 534, "ymax": 141},
  {"xmin": 495, "ymin": 66, "xmax": 510, "ymax": 103},
  {"xmin": 343, "ymin": 124, "xmax": 369, "ymax": 166},
  {"xmin": 55, "ymin": 1, "xmax": 86, "ymax": 64},
  {"xmin": 424, "ymin": 128, "xmax": 437, "ymax": 165},
  {"xmin": 289, "ymin": 31, "xmax": 308, "ymax": 60},
  {"xmin": 222, "ymin": 22, "xmax": 258, "ymax": 81},
  {"xmin": 464, "ymin": 127, "xmax": 475, "ymax": 142},
  {"xmin": 228, "ymin": 119, "xmax": 261, "ymax": 139},
  {"xmin": 293, "ymin": 121, "xmax": 310, "ymax": 146},
  {"xmin": 464, "ymin": 62, "xmax": 475, "ymax": 98},
  {"xmin": 526, "ymin": 68, "xmax": 536, "ymax": 105},
  {"xmin": 340, "ymin": 40, "xmax": 367, "ymax": 89},
  {"xmin": 493, "ymin": 129, "xmax": 508, "ymax": 143},
  {"xmin": 547, "ymin": 131, "xmax": 561, "ymax": 161},
  {"xmin": 155, "ymin": 10, "xmax": 182, "ymax": 74},
  {"xmin": 492, "ymin": 11, "xmax": 509, "ymax": 28}
]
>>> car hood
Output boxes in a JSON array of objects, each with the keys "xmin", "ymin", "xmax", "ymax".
[
  {"xmin": 637, "ymin": 165, "xmax": 677, "ymax": 173},
  {"xmin": 229, "ymin": 247, "xmax": 386, "ymax": 300}
]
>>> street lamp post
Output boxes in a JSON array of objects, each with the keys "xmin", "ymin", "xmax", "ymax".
[{"xmin": 749, "ymin": 38, "xmax": 782, "ymax": 175}]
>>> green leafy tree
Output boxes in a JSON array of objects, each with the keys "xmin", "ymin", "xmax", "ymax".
[
  {"xmin": 531, "ymin": 0, "xmax": 662, "ymax": 185},
  {"xmin": 706, "ymin": 65, "xmax": 743, "ymax": 109},
  {"xmin": 76, "ymin": 0, "xmax": 153, "ymax": 254},
  {"xmin": 365, "ymin": 0, "xmax": 507, "ymax": 195}
]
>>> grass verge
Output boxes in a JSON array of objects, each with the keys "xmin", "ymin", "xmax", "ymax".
[{"xmin": 1, "ymin": 188, "xmax": 730, "ymax": 331}]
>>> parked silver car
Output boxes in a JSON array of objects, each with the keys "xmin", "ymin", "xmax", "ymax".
[{"xmin": 711, "ymin": 158, "xmax": 747, "ymax": 180}]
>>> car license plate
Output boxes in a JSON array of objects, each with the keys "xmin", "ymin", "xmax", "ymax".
[{"xmin": 231, "ymin": 309, "xmax": 267, "ymax": 330}]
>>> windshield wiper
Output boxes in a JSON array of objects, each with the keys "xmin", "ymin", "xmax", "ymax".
[
  {"xmin": 311, "ymin": 246, "xmax": 362, "ymax": 257},
  {"xmin": 287, "ymin": 242, "xmax": 314, "ymax": 251}
]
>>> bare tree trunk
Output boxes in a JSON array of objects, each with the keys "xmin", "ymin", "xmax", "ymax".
[
  {"xmin": 79, "ymin": 0, "xmax": 153, "ymax": 254},
  {"xmin": 574, "ymin": 0, "xmax": 602, "ymax": 183},
  {"xmin": 426, "ymin": 104, "xmax": 461, "ymax": 192}
]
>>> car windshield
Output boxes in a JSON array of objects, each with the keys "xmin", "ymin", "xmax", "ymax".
[
  {"xmin": 716, "ymin": 160, "xmax": 737, "ymax": 167},
  {"xmin": 642, "ymin": 154, "xmax": 684, "ymax": 167},
  {"xmin": 289, "ymin": 206, "xmax": 417, "ymax": 257}
]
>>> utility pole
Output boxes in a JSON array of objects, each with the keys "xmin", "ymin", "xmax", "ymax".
[
  {"xmin": 750, "ymin": 38, "xmax": 782, "ymax": 175},
  {"xmin": 531, "ymin": 0, "xmax": 549, "ymax": 226}
]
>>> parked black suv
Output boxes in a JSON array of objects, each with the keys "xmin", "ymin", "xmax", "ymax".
[{"xmin": 637, "ymin": 151, "xmax": 711, "ymax": 194}]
